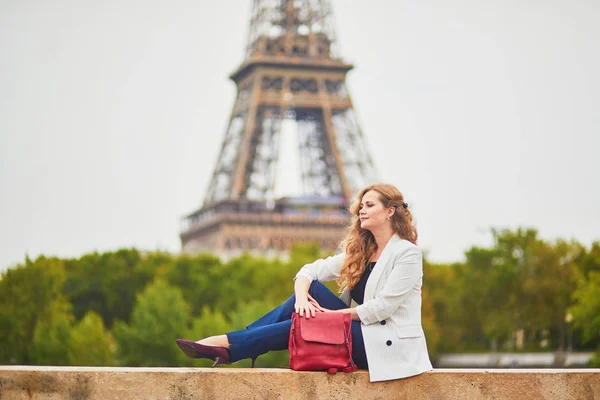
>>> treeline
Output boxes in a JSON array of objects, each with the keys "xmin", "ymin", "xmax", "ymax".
[{"xmin": 0, "ymin": 228, "xmax": 599, "ymax": 368}]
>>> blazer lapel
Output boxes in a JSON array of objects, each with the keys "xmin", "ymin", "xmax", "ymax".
[{"xmin": 363, "ymin": 234, "xmax": 400, "ymax": 302}]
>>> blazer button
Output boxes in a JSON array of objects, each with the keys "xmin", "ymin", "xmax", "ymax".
[
  {"xmin": 386, "ymin": 340, "xmax": 392, "ymax": 346},
  {"xmin": 380, "ymin": 320, "xmax": 386, "ymax": 325}
]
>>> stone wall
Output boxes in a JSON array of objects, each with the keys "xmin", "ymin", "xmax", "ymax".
[{"xmin": 1, "ymin": 366, "xmax": 599, "ymax": 399}]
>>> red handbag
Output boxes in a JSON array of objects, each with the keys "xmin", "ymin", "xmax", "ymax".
[{"xmin": 288, "ymin": 312, "xmax": 357, "ymax": 373}]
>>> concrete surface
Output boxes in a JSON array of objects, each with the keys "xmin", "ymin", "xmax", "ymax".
[{"xmin": 1, "ymin": 366, "xmax": 599, "ymax": 399}]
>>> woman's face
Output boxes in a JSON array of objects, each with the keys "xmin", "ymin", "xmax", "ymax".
[{"xmin": 358, "ymin": 190, "xmax": 391, "ymax": 231}]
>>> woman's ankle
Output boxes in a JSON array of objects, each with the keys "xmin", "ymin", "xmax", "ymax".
[{"xmin": 197, "ymin": 335, "xmax": 230, "ymax": 349}]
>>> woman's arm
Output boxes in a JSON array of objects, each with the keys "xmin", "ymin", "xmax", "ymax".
[
  {"xmin": 293, "ymin": 253, "xmax": 344, "ymax": 316},
  {"xmin": 308, "ymin": 298, "xmax": 361, "ymax": 321},
  {"xmin": 294, "ymin": 275, "xmax": 320, "ymax": 318},
  {"xmin": 294, "ymin": 253, "xmax": 345, "ymax": 283},
  {"xmin": 330, "ymin": 307, "xmax": 360, "ymax": 321}
]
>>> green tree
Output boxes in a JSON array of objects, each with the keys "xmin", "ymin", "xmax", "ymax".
[
  {"xmin": 576, "ymin": 241, "xmax": 600, "ymax": 279},
  {"xmin": 29, "ymin": 306, "xmax": 73, "ymax": 365},
  {"xmin": 484, "ymin": 228, "xmax": 541, "ymax": 350},
  {"xmin": 134, "ymin": 251, "xmax": 174, "ymax": 289},
  {"xmin": 69, "ymin": 311, "xmax": 116, "ymax": 366},
  {"xmin": 571, "ymin": 242, "xmax": 600, "ymax": 351},
  {"xmin": 455, "ymin": 246, "xmax": 500, "ymax": 350},
  {"xmin": 113, "ymin": 279, "xmax": 191, "ymax": 366},
  {"xmin": 520, "ymin": 239, "xmax": 581, "ymax": 350},
  {"xmin": 422, "ymin": 260, "xmax": 462, "ymax": 353},
  {"xmin": 0, "ymin": 256, "xmax": 69, "ymax": 364},
  {"xmin": 164, "ymin": 253, "xmax": 222, "ymax": 316},
  {"xmin": 213, "ymin": 255, "xmax": 269, "ymax": 313},
  {"xmin": 420, "ymin": 286, "xmax": 441, "ymax": 359},
  {"xmin": 570, "ymin": 271, "xmax": 600, "ymax": 365},
  {"xmin": 188, "ymin": 306, "xmax": 231, "ymax": 340},
  {"xmin": 63, "ymin": 249, "xmax": 143, "ymax": 328}
]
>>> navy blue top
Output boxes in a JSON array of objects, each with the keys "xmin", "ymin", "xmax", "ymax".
[{"xmin": 350, "ymin": 262, "xmax": 377, "ymax": 305}]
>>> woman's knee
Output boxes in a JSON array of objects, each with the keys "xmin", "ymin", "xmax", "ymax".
[
  {"xmin": 307, "ymin": 281, "xmax": 348, "ymax": 310},
  {"xmin": 308, "ymin": 280, "xmax": 330, "ymax": 296},
  {"xmin": 309, "ymin": 280, "xmax": 326, "ymax": 289}
]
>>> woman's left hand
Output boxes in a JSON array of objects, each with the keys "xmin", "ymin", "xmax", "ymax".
[{"xmin": 308, "ymin": 294, "xmax": 334, "ymax": 312}]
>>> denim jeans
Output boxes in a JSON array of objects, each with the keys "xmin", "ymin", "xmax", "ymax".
[{"xmin": 226, "ymin": 281, "xmax": 368, "ymax": 369}]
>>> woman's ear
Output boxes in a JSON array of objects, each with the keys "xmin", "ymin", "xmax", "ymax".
[{"xmin": 387, "ymin": 207, "xmax": 395, "ymax": 219}]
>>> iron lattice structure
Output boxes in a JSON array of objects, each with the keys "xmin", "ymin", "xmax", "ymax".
[{"xmin": 181, "ymin": 0, "xmax": 377, "ymax": 257}]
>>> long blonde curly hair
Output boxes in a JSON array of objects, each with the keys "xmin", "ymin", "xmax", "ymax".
[{"xmin": 336, "ymin": 183, "xmax": 418, "ymax": 291}]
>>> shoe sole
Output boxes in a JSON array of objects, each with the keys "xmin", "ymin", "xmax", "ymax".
[{"xmin": 176, "ymin": 340, "xmax": 211, "ymax": 359}]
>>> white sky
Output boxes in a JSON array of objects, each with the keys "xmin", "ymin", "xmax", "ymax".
[{"xmin": 1, "ymin": 0, "xmax": 599, "ymax": 272}]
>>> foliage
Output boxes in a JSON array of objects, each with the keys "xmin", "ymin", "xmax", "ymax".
[
  {"xmin": 570, "ymin": 271, "xmax": 600, "ymax": 344},
  {"xmin": 30, "ymin": 307, "xmax": 73, "ymax": 365},
  {"xmin": 113, "ymin": 279, "xmax": 192, "ymax": 366},
  {"xmin": 590, "ymin": 349, "xmax": 600, "ymax": 368},
  {"xmin": 421, "ymin": 229, "xmax": 596, "ymax": 358},
  {"xmin": 1, "ymin": 231, "xmax": 599, "ymax": 367},
  {"xmin": 69, "ymin": 311, "xmax": 116, "ymax": 366},
  {"xmin": 164, "ymin": 253, "xmax": 223, "ymax": 316},
  {"xmin": 422, "ymin": 260, "xmax": 461, "ymax": 353},
  {"xmin": 0, "ymin": 256, "xmax": 69, "ymax": 364},
  {"xmin": 420, "ymin": 287, "xmax": 440, "ymax": 359},
  {"xmin": 63, "ymin": 249, "xmax": 145, "ymax": 328}
]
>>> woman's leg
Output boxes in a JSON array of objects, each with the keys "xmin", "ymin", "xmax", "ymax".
[
  {"xmin": 351, "ymin": 321, "xmax": 368, "ymax": 370},
  {"xmin": 227, "ymin": 314, "xmax": 369, "ymax": 369},
  {"xmin": 226, "ymin": 281, "xmax": 368, "ymax": 367},
  {"xmin": 226, "ymin": 319, "xmax": 291, "ymax": 362},
  {"xmin": 198, "ymin": 281, "xmax": 344, "ymax": 347},
  {"xmin": 245, "ymin": 281, "xmax": 348, "ymax": 330},
  {"xmin": 225, "ymin": 281, "xmax": 348, "ymax": 362}
]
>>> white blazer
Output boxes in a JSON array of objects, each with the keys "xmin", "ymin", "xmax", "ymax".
[{"xmin": 295, "ymin": 234, "xmax": 433, "ymax": 382}]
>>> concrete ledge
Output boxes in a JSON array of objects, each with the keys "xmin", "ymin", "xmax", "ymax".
[{"xmin": 1, "ymin": 366, "xmax": 599, "ymax": 400}]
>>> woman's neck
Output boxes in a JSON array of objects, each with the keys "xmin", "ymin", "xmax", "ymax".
[{"xmin": 371, "ymin": 227, "xmax": 395, "ymax": 251}]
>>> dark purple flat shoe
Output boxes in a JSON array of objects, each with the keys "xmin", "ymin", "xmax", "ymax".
[{"xmin": 175, "ymin": 339, "xmax": 231, "ymax": 367}]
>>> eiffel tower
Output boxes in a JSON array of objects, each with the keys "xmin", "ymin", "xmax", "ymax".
[{"xmin": 180, "ymin": 0, "xmax": 377, "ymax": 257}]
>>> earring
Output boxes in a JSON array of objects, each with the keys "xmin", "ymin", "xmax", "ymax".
[{"xmin": 386, "ymin": 216, "xmax": 390, "ymax": 220}]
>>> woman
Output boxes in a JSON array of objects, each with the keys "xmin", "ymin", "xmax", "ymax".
[{"xmin": 176, "ymin": 183, "xmax": 433, "ymax": 382}]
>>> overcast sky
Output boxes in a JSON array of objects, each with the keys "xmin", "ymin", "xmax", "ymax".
[{"xmin": 1, "ymin": 0, "xmax": 599, "ymax": 272}]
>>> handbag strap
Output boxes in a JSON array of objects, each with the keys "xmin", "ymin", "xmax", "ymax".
[
  {"xmin": 326, "ymin": 325, "xmax": 357, "ymax": 373},
  {"xmin": 343, "ymin": 323, "xmax": 357, "ymax": 371}
]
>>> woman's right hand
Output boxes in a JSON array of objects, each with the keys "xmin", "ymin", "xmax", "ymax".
[{"xmin": 295, "ymin": 295, "xmax": 319, "ymax": 318}]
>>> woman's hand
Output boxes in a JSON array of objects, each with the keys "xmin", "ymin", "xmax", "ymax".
[
  {"xmin": 310, "ymin": 296, "xmax": 349, "ymax": 314},
  {"xmin": 295, "ymin": 294, "xmax": 320, "ymax": 318},
  {"xmin": 307, "ymin": 294, "xmax": 331, "ymax": 312},
  {"xmin": 296, "ymin": 293, "xmax": 340, "ymax": 315}
]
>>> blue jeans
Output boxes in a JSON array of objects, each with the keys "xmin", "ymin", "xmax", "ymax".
[{"xmin": 226, "ymin": 281, "xmax": 368, "ymax": 369}]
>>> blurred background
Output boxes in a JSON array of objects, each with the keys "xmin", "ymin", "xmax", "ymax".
[{"xmin": 1, "ymin": 0, "xmax": 599, "ymax": 368}]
